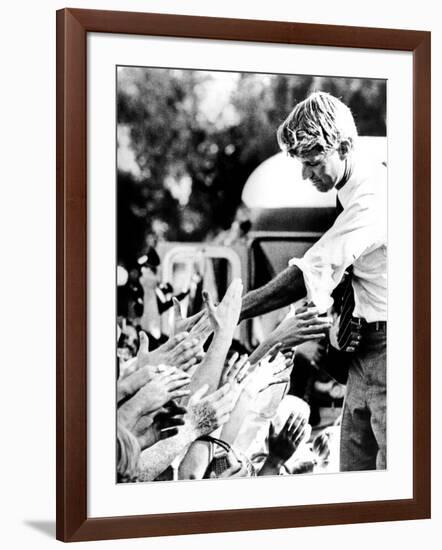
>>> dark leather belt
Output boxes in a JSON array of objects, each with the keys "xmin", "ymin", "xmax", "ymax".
[{"xmin": 359, "ymin": 320, "xmax": 387, "ymax": 332}]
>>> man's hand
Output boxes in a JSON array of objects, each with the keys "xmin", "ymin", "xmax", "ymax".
[
  {"xmin": 117, "ymin": 364, "xmax": 159, "ymax": 404},
  {"xmin": 246, "ymin": 305, "xmax": 329, "ymax": 366},
  {"xmin": 181, "ymin": 279, "xmax": 244, "ymax": 348},
  {"xmin": 202, "ymin": 279, "xmax": 243, "ymax": 337},
  {"xmin": 271, "ymin": 306, "xmax": 332, "ymax": 350},
  {"xmin": 244, "ymin": 351, "xmax": 292, "ymax": 397},
  {"xmin": 133, "ymin": 401, "xmax": 187, "ymax": 450},
  {"xmin": 220, "ymin": 352, "xmax": 253, "ymax": 406},
  {"xmin": 118, "ymin": 368, "xmax": 190, "ymax": 431},
  {"xmin": 138, "ymin": 331, "xmax": 204, "ymax": 372},
  {"xmin": 185, "ymin": 384, "xmax": 235, "ymax": 439},
  {"xmin": 268, "ymin": 412, "xmax": 308, "ymax": 465},
  {"xmin": 222, "ymin": 353, "xmax": 251, "ymax": 385},
  {"xmin": 172, "ymin": 297, "xmax": 206, "ymax": 335}
]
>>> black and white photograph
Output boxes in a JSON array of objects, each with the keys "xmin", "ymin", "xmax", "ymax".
[
  {"xmin": 115, "ymin": 66, "xmax": 387, "ymax": 483},
  {"xmin": 1, "ymin": 0, "xmax": 437, "ymax": 546}
]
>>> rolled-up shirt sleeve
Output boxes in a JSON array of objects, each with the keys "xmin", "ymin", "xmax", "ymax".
[{"xmin": 289, "ymin": 189, "xmax": 385, "ymax": 313}]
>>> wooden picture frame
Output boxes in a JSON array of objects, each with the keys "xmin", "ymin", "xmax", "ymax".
[{"xmin": 56, "ymin": 7, "xmax": 431, "ymax": 542}]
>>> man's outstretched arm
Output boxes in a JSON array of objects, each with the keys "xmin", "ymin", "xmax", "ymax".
[{"xmin": 239, "ymin": 265, "xmax": 306, "ymax": 321}]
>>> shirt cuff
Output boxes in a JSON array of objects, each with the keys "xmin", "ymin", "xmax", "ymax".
[{"xmin": 288, "ymin": 257, "xmax": 334, "ymax": 313}]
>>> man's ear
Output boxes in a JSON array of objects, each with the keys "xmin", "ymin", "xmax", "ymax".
[{"xmin": 338, "ymin": 138, "xmax": 353, "ymax": 159}]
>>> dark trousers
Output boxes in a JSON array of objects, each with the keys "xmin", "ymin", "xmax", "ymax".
[{"xmin": 340, "ymin": 324, "xmax": 387, "ymax": 471}]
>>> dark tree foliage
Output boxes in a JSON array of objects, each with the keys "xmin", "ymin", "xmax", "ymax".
[{"xmin": 117, "ymin": 67, "xmax": 386, "ymax": 266}]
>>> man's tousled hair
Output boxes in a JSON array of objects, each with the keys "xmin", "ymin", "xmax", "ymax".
[{"xmin": 277, "ymin": 91, "xmax": 358, "ymax": 158}]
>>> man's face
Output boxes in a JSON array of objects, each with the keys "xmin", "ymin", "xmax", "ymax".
[{"xmin": 290, "ymin": 147, "xmax": 345, "ymax": 193}]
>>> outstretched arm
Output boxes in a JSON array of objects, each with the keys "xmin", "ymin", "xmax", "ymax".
[
  {"xmin": 188, "ymin": 280, "xmax": 242, "ymax": 396},
  {"xmin": 258, "ymin": 413, "xmax": 307, "ymax": 476},
  {"xmin": 239, "ymin": 265, "xmax": 306, "ymax": 321},
  {"xmin": 137, "ymin": 427, "xmax": 195, "ymax": 481},
  {"xmin": 138, "ymin": 384, "xmax": 234, "ymax": 481},
  {"xmin": 248, "ymin": 306, "xmax": 331, "ymax": 364}
]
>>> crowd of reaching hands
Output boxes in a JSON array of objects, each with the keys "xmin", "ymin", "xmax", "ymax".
[{"xmin": 117, "ymin": 278, "xmax": 336, "ymax": 482}]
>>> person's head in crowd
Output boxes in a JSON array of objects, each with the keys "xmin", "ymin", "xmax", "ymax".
[
  {"xmin": 117, "ymin": 423, "xmax": 141, "ymax": 482},
  {"xmin": 277, "ymin": 91, "xmax": 358, "ymax": 192}
]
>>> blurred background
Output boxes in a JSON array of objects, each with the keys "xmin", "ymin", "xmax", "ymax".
[{"xmin": 117, "ymin": 67, "xmax": 386, "ymax": 263}]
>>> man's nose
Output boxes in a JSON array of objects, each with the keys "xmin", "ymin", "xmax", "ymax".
[{"xmin": 302, "ymin": 165, "xmax": 312, "ymax": 181}]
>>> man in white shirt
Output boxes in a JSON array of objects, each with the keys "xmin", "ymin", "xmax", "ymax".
[{"xmin": 240, "ymin": 91, "xmax": 387, "ymax": 471}]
